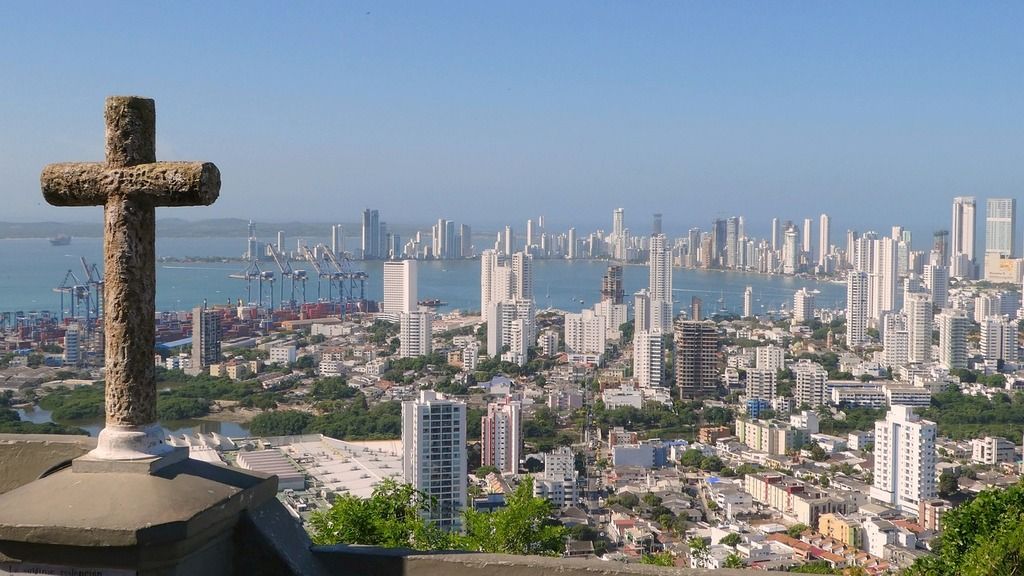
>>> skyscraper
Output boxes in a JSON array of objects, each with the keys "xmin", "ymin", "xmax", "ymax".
[
  {"xmin": 802, "ymin": 217, "xmax": 813, "ymax": 259},
  {"xmin": 675, "ymin": 320, "xmax": 719, "ymax": 399},
  {"xmin": 951, "ymin": 197, "xmax": 977, "ymax": 277},
  {"xmin": 633, "ymin": 330, "xmax": 663, "ymax": 388},
  {"xmin": 600, "ymin": 265, "xmax": 624, "ymax": 304},
  {"xmin": 986, "ymin": 198, "xmax": 1017, "ymax": 257},
  {"xmin": 792, "ymin": 288, "xmax": 815, "ymax": 323},
  {"xmin": 846, "ymin": 271, "xmax": 869, "ymax": 347},
  {"xmin": 818, "ymin": 214, "xmax": 831, "ymax": 267},
  {"xmin": 904, "ymin": 292, "xmax": 932, "ymax": 364},
  {"xmin": 382, "ymin": 260, "xmax": 417, "ymax": 320},
  {"xmin": 511, "ymin": 252, "xmax": 534, "ymax": 301},
  {"xmin": 399, "ymin": 311, "xmax": 432, "ymax": 358},
  {"xmin": 481, "ymin": 397, "xmax": 522, "ymax": 474},
  {"xmin": 331, "ymin": 224, "xmax": 344, "ymax": 255},
  {"xmin": 937, "ymin": 309, "xmax": 969, "ymax": 369},
  {"xmin": 361, "ymin": 209, "xmax": 380, "ymax": 260},
  {"xmin": 648, "ymin": 233, "xmax": 672, "ymax": 334},
  {"xmin": 871, "ymin": 406, "xmax": 936, "ymax": 513},
  {"xmin": 980, "ymin": 316, "xmax": 1019, "ymax": 366},
  {"xmin": 782, "ymin": 226, "xmax": 799, "ymax": 274},
  {"xmin": 191, "ymin": 305, "xmax": 221, "ymax": 374},
  {"xmin": 402, "ymin": 391, "xmax": 467, "ymax": 531},
  {"xmin": 743, "ymin": 286, "xmax": 753, "ymax": 318}
]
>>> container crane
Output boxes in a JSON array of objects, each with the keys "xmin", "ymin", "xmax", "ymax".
[
  {"xmin": 301, "ymin": 245, "xmax": 340, "ymax": 302},
  {"xmin": 53, "ymin": 269, "xmax": 91, "ymax": 323},
  {"xmin": 322, "ymin": 246, "xmax": 368, "ymax": 316},
  {"xmin": 268, "ymin": 245, "xmax": 307, "ymax": 308},
  {"xmin": 79, "ymin": 256, "xmax": 104, "ymax": 323},
  {"xmin": 229, "ymin": 259, "xmax": 274, "ymax": 311}
]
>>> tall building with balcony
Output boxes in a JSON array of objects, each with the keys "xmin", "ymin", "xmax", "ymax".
[
  {"xmin": 402, "ymin": 391, "xmax": 467, "ymax": 532},
  {"xmin": 871, "ymin": 406, "xmax": 936, "ymax": 514},
  {"xmin": 190, "ymin": 305, "xmax": 221, "ymax": 375},
  {"xmin": 937, "ymin": 309, "xmax": 969, "ymax": 370},
  {"xmin": 399, "ymin": 311, "xmax": 432, "ymax": 358},
  {"xmin": 481, "ymin": 398, "xmax": 522, "ymax": 474},
  {"xmin": 846, "ymin": 271, "xmax": 869, "ymax": 347}
]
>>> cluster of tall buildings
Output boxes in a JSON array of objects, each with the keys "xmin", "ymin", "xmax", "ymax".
[{"xmin": 481, "ymin": 250, "xmax": 536, "ymax": 366}]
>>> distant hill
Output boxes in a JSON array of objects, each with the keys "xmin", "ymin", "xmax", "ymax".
[{"xmin": 0, "ymin": 219, "xmax": 360, "ymax": 239}]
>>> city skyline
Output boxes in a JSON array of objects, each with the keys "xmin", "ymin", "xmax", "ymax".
[{"xmin": 1, "ymin": 4, "xmax": 1023, "ymax": 234}]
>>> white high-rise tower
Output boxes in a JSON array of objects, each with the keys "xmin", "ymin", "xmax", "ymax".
[
  {"xmin": 648, "ymin": 233, "xmax": 673, "ymax": 334},
  {"xmin": 402, "ymin": 391, "xmax": 467, "ymax": 531},
  {"xmin": 383, "ymin": 260, "xmax": 417, "ymax": 320},
  {"xmin": 871, "ymin": 406, "xmax": 936, "ymax": 513},
  {"xmin": 818, "ymin": 213, "xmax": 831, "ymax": 267},
  {"xmin": 846, "ymin": 271, "xmax": 869, "ymax": 347},
  {"xmin": 951, "ymin": 197, "xmax": 976, "ymax": 278}
]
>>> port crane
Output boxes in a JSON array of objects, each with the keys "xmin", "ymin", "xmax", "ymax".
[
  {"xmin": 301, "ymin": 245, "xmax": 341, "ymax": 303},
  {"xmin": 267, "ymin": 244, "xmax": 307, "ymax": 308},
  {"xmin": 229, "ymin": 259, "xmax": 275, "ymax": 311},
  {"xmin": 322, "ymin": 246, "xmax": 367, "ymax": 316},
  {"xmin": 79, "ymin": 257, "xmax": 104, "ymax": 323},
  {"xmin": 53, "ymin": 269, "xmax": 92, "ymax": 324}
]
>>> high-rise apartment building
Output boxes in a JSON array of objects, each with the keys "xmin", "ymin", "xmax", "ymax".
[
  {"xmin": 481, "ymin": 398, "xmax": 522, "ymax": 474},
  {"xmin": 871, "ymin": 236, "xmax": 898, "ymax": 320},
  {"xmin": 986, "ymin": 198, "xmax": 1017, "ymax": 258},
  {"xmin": 818, "ymin": 213, "xmax": 831, "ymax": 267},
  {"xmin": 745, "ymin": 368, "xmax": 777, "ymax": 401},
  {"xmin": 382, "ymin": 260, "xmax": 417, "ymax": 320},
  {"xmin": 633, "ymin": 330, "xmax": 663, "ymax": 388},
  {"xmin": 793, "ymin": 288, "xmax": 815, "ymax": 323},
  {"xmin": 871, "ymin": 406, "xmax": 936, "ymax": 514},
  {"xmin": 743, "ymin": 286, "xmax": 753, "ymax": 318},
  {"xmin": 980, "ymin": 316, "xmax": 1019, "ymax": 365},
  {"xmin": 399, "ymin": 311, "xmax": 432, "ymax": 358},
  {"xmin": 904, "ymin": 292, "xmax": 933, "ymax": 364},
  {"xmin": 361, "ymin": 209, "xmax": 380, "ymax": 260},
  {"xmin": 190, "ymin": 305, "xmax": 222, "ymax": 374},
  {"xmin": 402, "ymin": 391, "xmax": 467, "ymax": 531},
  {"xmin": 564, "ymin": 309, "xmax": 607, "ymax": 357},
  {"xmin": 648, "ymin": 234, "xmax": 673, "ymax": 334},
  {"xmin": 802, "ymin": 217, "xmax": 813, "ymax": 258},
  {"xmin": 675, "ymin": 320, "xmax": 719, "ymax": 398},
  {"xmin": 782, "ymin": 226, "xmax": 799, "ymax": 274},
  {"xmin": 951, "ymin": 197, "xmax": 977, "ymax": 278},
  {"xmin": 937, "ymin": 309, "xmax": 969, "ymax": 369},
  {"xmin": 846, "ymin": 271, "xmax": 869, "ymax": 347},
  {"xmin": 793, "ymin": 360, "xmax": 828, "ymax": 408},
  {"xmin": 922, "ymin": 264, "xmax": 949, "ymax": 309}
]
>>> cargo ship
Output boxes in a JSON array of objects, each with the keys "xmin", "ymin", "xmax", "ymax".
[
  {"xmin": 49, "ymin": 235, "xmax": 71, "ymax": 246},
  {"xmin": 417, "ymin": 299, "xmax": 446, "ymax": 307}
]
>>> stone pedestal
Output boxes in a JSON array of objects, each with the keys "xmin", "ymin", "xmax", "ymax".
[{"xmin": 0, "ymin": 457, "xmax": 277, "ymax": 575}]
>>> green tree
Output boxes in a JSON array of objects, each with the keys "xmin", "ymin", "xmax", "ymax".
[
  {"xmin": 723, "ymin": 553, "xmax": 744, "ymax": 568},
  {"xmin": 938, "ymin": 470, "xmax": 960, "ymax": 497},
  {"xmin": 463, "ymin": 477, "xmax": 566, "ymax": 555},
  {"xmin": 787, "ymin": 523, "xmax": 809, "ymax": 538},
  {"xmin": 719, "ymin": 532, "xmax": 742, "ymax": 547},
  {"xmin": 907, "ymin": 481, "xmax": 1024, "ymax": 576},
  {"xmin": 309, "ymin": 479, "xmax": 454, "ymax": 550},
  {"xmin": 688, "ymin": 536, "xmax": 710, "ymax": 567},
  {"xmin": 640, "ymin": 552, "xmax": 674, "ymax": 566},
  {"xmin": 474, "ymin": 465, "xmax": 499, "ymax": 477},
  {"xmin": 248, "ymin": 410, "xmax": 313, "ymax": 436}
]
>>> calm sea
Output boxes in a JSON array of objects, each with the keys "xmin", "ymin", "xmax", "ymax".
[{"xmin": 0, "ymin": 236, "xmax": 846, "ymax": 317}]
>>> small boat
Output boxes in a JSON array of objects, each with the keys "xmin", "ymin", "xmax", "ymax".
[
  {"xmin": 49, "ymin": 235, "xmax": 71, "ymax": 246},
  {"xmin": 418, "ymin": 299, "xmax": 447, "ymax": 307}
]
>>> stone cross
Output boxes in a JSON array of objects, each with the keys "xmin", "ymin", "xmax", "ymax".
[{"xmin": 41, "ymin": 96, "xmax": 220, "ymax": 462}]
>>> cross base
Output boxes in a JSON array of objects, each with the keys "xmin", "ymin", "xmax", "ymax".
[{"xmin": 76, "ymin": 424, "xmax": 181, "ymax": 473}]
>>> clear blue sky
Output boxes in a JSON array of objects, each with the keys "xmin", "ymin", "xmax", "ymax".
[{"xmin": 1, "ymin": 2, "xmax": 1021, "ymax": 239}]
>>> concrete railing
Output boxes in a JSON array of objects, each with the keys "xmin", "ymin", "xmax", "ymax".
[{"xmin": 312, "ymin": 545, "xmax": 771, "ymax": 576}]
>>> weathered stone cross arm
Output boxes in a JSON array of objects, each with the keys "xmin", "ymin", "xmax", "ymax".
[
  {"xmin": 38, "ymin": 96, "xmax": 221, "ymax": 465},
  {"xmin": 41, "ymin": 161, "xmax": 220, "ymax": 207}
]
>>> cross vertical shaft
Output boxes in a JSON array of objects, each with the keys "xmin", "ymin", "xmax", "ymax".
[{"xmin": 41, "ymin": 96, "xmax": 220, "ymax": 462}]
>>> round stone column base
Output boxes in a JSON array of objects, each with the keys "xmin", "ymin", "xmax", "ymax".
[{"xmin": 89, "ymin": 424, "xmax": 174, "ymax": 460}]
